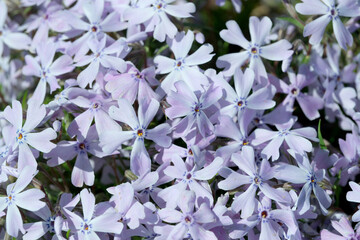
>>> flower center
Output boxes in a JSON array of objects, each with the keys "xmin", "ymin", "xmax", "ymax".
[
  {"xmin": 0, "ymin": 31, "xmax": 2, "ymax": 36},
  {"xmin": 242, "ymin": 140, "xmax": 249, "ymax": 146},
  {"xmin": 291, "ymin": 88, "xmax": 298, "ymax": 96},
  {"xmin": 91, "ymin": 26, "xmax": 97, "ymax": 32},
  {"xmin": 176, "ymin": 61, "xmax": 182, "ymax": 67},
  {"xmin": 254, "ymin": 117, "xmax": 260, "ymax": 124},
  {"xmin": 188, "ymin": 149, "xmax": 193, "ymax": 155},
  {"xmin": 79, "ymin": 143, "xmax": 86, "ymax": 150},
  {"xmin": 18, "ymin": 133, "xmax": 23, "ymax": 140},
  {"xmin": 310, "ymin": 175, "xmax": 316, "ymax": 183},
  {"xmin": 184, "ymin": 215, "xmax": 192, "ymax": 223},
  {"xmin": 84, "ymin": 224, "xmax": 89, "ymax": 231},
  {"xmin": 92, "ymin": 103, "xmax": 99, "ymax": 109},
  {"xmin": 237, "ymin": 100, "xmax": 244, "ymax": 107},
  {"xmin": 44, "ymin": 14, "xmax": 49, "ymax": 20},
  {"xmin": 157, "ymin": 3, "xmax": 162, "ymax": 9},
  {"xmin": 251, "ymin": 47, "xmax": 257, "ymax": 54},
  {"xmin": 261, "ymin": 210, "xmax": 268, "ymax": 218},
  {"xmin": 137, "ymin": 129, "xmax": 144, "ymax": 137},
  {"xmin": 186, "ymin": 173, "xmax": 192, "ymax": 179},
  {"xmin": 253, "ymin": 176, "xmax": 261, "ymax": 185}
]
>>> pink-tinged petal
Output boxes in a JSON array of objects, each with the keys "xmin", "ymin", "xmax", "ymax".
[
  {"xmin": 109, "ymin": 98, "xmax": 139, "ymax": 129},
  {"xmin": 154, "ymin": 55, "xmax": 175, "ymax": 74},
  {"xmin": 235, "ymin": 68, "xmax": 254, "ymax": 99},
  {"xmin": 26, "ymin": 129, "xmax": 57, "ymax": 153},
  {"xmin": 72, "ymin": 153, "xmax": 94, "ymax": 187},
  {"xmin": 77, "ymin": 60, "xmax": 100, "ymax": 88},
  {"xmin": 23, "ymin": 222, "xmax": 47, "ymax": 240},
  {"xmin": 6, "ymin": 205, "xmax": 25, "ymax": 237},
  {"xmin": 90, "ymin": 213, "xmax": 123, "ymax": 234},
  {"xmin": 164, "ymin": 2, "xmax": 195, "ymax": 18},
  {"xmin": 16, "ymin": 189, "xmax": 45, "ymax": 211},
  {"xmin": 231, "ymin": 184, "xmax": 257, "ymax": 217},
  {"xmin": 189, "ymin": 224, "xmax": 217, "ymax": 240},
  {"xmin": 216, "ymin": 51, "xmax": 249, "ymax": 77},
  {"xmin": 50, "ymin": 55, "xmax": 74, "ymax": 76},
  {"xmin": 80, "ymin": 188, "xmax": 95, "ymax": 221},
  {"xmin": 146, "ymin": 123, "xmax": 171, "ymax": 148},
  {"xmin": 260, "ymin": 40, "xmax": 293, "ymax": 61},
  {"xmin": 218, "ymin": 168, "xmax": 250, "ymax": 190},
  {"xmin": 303, "ymin": 15, "xmax": 331, "ymax": 45},
  {"xmin": 22, "ymin": 55, "xmax": 41, "ymax": 77},
  {"xmin": 158, "ymin": 208, "xmax": 183, "ymax": 223},
  {"xmin": 275, "ymin": 164, "xmax": 308, "ymax": 184},
  {"xmin": 177, "ymin": 190, "xmax": 195, "ymax": 213},
  {"xmin": 249, "ymin": 16, "xmax": 272, "ymax": 45},
  {"xmin": 333, "ymin": 18, "xmax": 353, "ymax": 50},
  {"xmin": 332, "ymin": 217, "xmax": 354, "ymax": 237},
  {"xmin": 285, "ymin": 134, "xmax": 313, "ymax": 154},
  {"xmin": 185, "ymin": 43, "xmax": 214, "ymax": 66},
  {"xmin": 338, "ymin": 0, "xmax": 360, "ymax": 17},
  {"xmin": 165, "ymin": 81, "xmax": 196, "ymax": 118},
  {"xmin": 100, "ymin": 130, "xmax": 133, "ymax": 154},
  {"xmin": 3, "ymin": 100, "xmax": 22, "ymax": 129},
  {"xmin": 100, "ymin": 55, "xmax": 127, "ymax": 73},
  {"xmin": 347, "ymin": 181, "xmax": 360, "ymax": 203},
  {"xmin": 194, "ymin": 157, "xmax": 223, "ymax": 180},
  {"xmin": 3, "ymin": 32, "xmax": 31, "ymax": 50},
  {"xmin": 83, "ymin": 0, "xmax": 104, "ymax": 23},
  {"xmin": 320, "ymin": 230, "xmax": 346, "ymax": 240},
  {"xmin": 200, "ymin": 85, "xmax": 223, "ymax": 109},
  {"xmin": 168, "ymin": 223, "xmax": 187, "ymax": 240},
  {"xmin": 18, "ymin": 144, "xmax": 37, "ymax": 171},
  {"xmin": 295, "ymin": 0, "xmax": 328, "ymax": 15},
  {"xmin": 261, "ymin": 136, "xmax": 285, "ymax": 161},
  {"xmin": 138, "ymin": 98, "xmax": 159, "ymax": 128},
  {"xmin": 171, "ymin": 30, "xmax": 195, "ymax": 59},
  {"xmin": 67, "ymin": 110, "xmax": 94, "ymax": 138},
  {"xmin": 105, "ymin": 73, "xmax": 138, "ymax": 103},
  {"xmin": 220, "ymin": 20, "xmax": 250, "ymax": 49}
]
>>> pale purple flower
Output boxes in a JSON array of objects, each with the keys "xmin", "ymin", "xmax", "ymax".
[
  {"xmin": 346, "ymin": 181, "xmax": 360, "ymax": 222},
  {"xmin": 217, "ymin": 17, "xmax": 293, "ymax": 79},
  {"xmin": 165, "ymin": 81, "xmax": 222, "ymax": 137},
  {"xmin": 158, "ymin": 155, "xmax": 223, "ymax": 209},
  {"xmin": 252, "ymin": 118, "xmax": 318, "ymax": 161},
  {"xmin": 0, "ymin": 0, "xmax": 31, "ymax": 56},
  {"xmin": 66, "ymin": 188, "xmax": 123, "ymax": 238},
  {"xmin": 275, "ymin": 151, "xmax": 332, "ymax": 215},
  {"xmin": 218, "ymin": 146, "xmax": 291, "ymax": 218},
  {"xmin": 3, "ymin": 99, "xmax": 57, "ymax": 170},
  {"xmin": 100, "ymin": 98, "xmax": 171, "ymax": 176},
  {"xmin": 321, "ymin": 216, "xmax": 360, "ymax": 240},
  {"xmin": 123, "ymin": 0, "xmax": 196, "ymax": 42},
  {"xmin": 157, "ymin": 190, "xmax": 217, "ymax": 240},
  {"xmin": 216, "ymin": 0, "xmax": 242, "ymax": 13},
  {"xmin": 0, "ymin": 166, "xmax": 46, "ymax": 238},
  {"xmin": 154, "ymin": 30, "xmax": 214, "ymax": 93},
  {"xmin": 296, "ymin": 0, "xmax": 360, "ymax": 49}
]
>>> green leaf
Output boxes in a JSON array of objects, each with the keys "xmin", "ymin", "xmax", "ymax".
[
  {"xmin": 66, "ymin": 229, "xmax": 71, "ymax": 239},
  {"xmin": 277, "ymin": 17, "xmax": 304, "ymax": 30},
  {"xmin": 318, "ymin": 120, "xmax": 327, "ymax": 150},
  {"xmin": 22, "ymin": 90, "xmax": 28, "ymax": 110}
]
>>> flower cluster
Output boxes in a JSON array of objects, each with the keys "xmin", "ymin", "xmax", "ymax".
[{"xmin": 1, "ymin": 0, "xmax": 360, "ymax": 239}]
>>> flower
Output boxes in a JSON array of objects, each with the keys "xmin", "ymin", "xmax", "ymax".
[
  {"xmin": 320, "ymin": 216, "xmax": 360, "ymax": 240},
  {"xmin": 296, "ymin": 0, "xmax": 360, "ymax": 49}
]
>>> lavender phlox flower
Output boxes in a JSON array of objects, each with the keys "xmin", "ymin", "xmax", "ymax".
[
  {"xmin": 216, "ymin": 0, "xmax": 242, "ymax": 13},
  {"xmin": 105, "ymin": 65, "xmax": 159, "ymax": 104},
  {"xmin": 0, "ymin": 0, "xmax": 31, "ymax": 56},
  {"xmin": 218, "ymin": 146, "xmax": 291, "ymax": 218},
  {"xmin": 158, "ymin": 155, "xmax": 224, "ymax": 209},
  {"xmin": 275, "ymin": 151, "xmax": 332, "ymax": 215},
  {"xmin": 23, "ymin": 205, "xmax": 64, "ymax": 240},
  {"xmin": 157, "ymin": 190, "xmax": 218, "ymax": 240},
  {"xmin": 45, "ymin": 126, "xmax": 105, "ymax": 187},
  {"xmin": 65, "ymin": 0, "xmax": 127, "ymax": 59},
  {"xmin": 217, "ymin": 17, "xmax": 293, "ymax": 80},
  {"xmin": 107, "ymin": 183, "xmax": 145, "ymax": 235},
  {"xmin": 219, "ymin": 68, "xmax": 275, "ymax": 121},
  {"xmin": 23, "ymin": 40, "xmax": 74, "ymax": 104},
  {"xmin": 296, "ymin": 0, "xmax": 360, "ymax": 49},
  {"xmin": 321, "ymin": 216, "xmax": 360, "ymax": 240},
  {"xmin": 165, "ymin": 81, "xmax": 222, "ymax": 137},
  {"xmin": 66, "ymin": 188, "xmax": 123, "ymax": 238},
  {"xmin": 3, "ymin": 99, "xmax": 57, "ymax": 170},
  {"xmin": 229, "ymin": 196, "xmax": 298, "ymax": 240},
  {"xmin": 75, "ymin": 36, "xmax": 130, "ymax": 88},
  {"xmin": 154, "ymin": 30, "xmax": 214, "ymax": 93},
  {"xmin": 252, "ymin": 118, "xmax": 318, "ymax": 161},
  {"xmin": 270, "ymin": 66, "xmax": 324, "ymax": 120},
  {"xmin": 100, "ymin": 98, "xmax": 171, "ymax": 176},
  {"xmin": 0, "ymin": 166, "xmax": 46, "ymax": 237},
  {"xmin": 123, "ymin": 0, "xmax": 196, "ymax": 42},
  {"xmin": 346, "ymin": 181, "xmax": 360, "ymax": 222}
]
